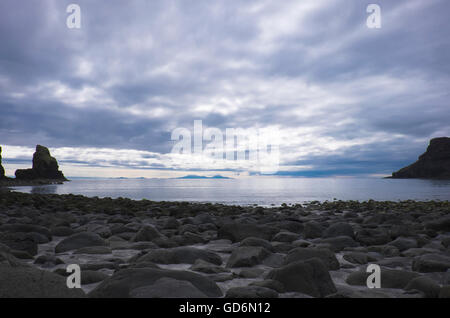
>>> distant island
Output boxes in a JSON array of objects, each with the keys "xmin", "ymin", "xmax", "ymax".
[{"xmin": 176, "ymin": 175, "xmax": 232, "ymax": 179}]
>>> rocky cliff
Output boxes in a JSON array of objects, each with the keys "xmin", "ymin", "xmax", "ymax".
[
  {"xmin": 0, "ymin": 147, "xmax": 5, "ymax": 179},
  {"xmin": 392, "ymin": 137, "xmax": 450, "ymax": 179},
  {"xmin": 15, "ymin": 145, "xmax": 67, "ymax": 180}
]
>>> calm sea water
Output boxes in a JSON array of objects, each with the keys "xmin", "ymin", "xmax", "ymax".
[{"xmin": 9, "ymin": 177, "xmax": 450, "ymax": 206}]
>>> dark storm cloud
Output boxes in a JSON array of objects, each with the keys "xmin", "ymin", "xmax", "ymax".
[{"xmin": 0, "ymin": 0, "xmax": 449, "ymax": 176}]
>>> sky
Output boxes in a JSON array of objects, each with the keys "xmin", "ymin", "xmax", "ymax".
[{"xmin": 0, "ymin": 0, "xmax": 449, "ymax": 178}]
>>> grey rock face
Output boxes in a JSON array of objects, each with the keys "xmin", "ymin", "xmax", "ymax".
[
  {"xmin": 15, "ymin": 145, "xmax": 67, "ymax": 180},
  {"xmin": 392, "ymin": 137, "xmax": 450, "ymax": 179}
]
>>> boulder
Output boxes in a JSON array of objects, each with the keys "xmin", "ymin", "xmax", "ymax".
[
  {"xmin": 388, "ymin": 237, "xmax": 418, "ymax": 252},
  {"xmin": 391, "ymin": 137, "xmax": 450, "ymax": 179},
  {"xmin": 272, "ymin": 231, "xmax": 299, "ymax": 242},
  {"xmin": 404, "ymin": 276, "xmax": 441, "ymax": 298},
  {"xmin": 130, "ymin": 277, "xmax": 208, "ymax": 298},
  {"xmin": 412, "ymin": 254, "xmax": 450, "ymax": 272},
  {"xmin": 323, "ymin": 222, "xmax": 354, "ymax": 238},
  {"xmin": 346, "ymin": 268, "xmax": 419, "ymax": 289},
  {"xmin": 131, "ymin": 225, "xmax": 163, "ymax": 242},
  {"xmin": 267, "ymin": 258, "xmax": 337, "ymax": 297},
  {"xmin": 303, "ymin": 221, "xmax": 324, "ymax": 239},
  {"xmin": 55, "ymin": 232, "xmax": 108, "ymax": 253},
  {"xmin": 425, "ymin": 216, "xmax": 450, "ymax": 232},
  {"xmin": 0, "ymin": 224, "xmax": 52, "ymax": 240},
  {"xmin": 218, "ymin": 223, "xmax": 278, "ymax": 242},
  {"xmin": 15, "ymin": 145, "xmax": 67, "ymax": 180},
  {"xmin": 284, "ymin": 247, "xmax": 340, "ymax": 270},
  {"xmin": 189, "ymin": 259, "xmax": 229, "ymax": 274},
  {"xmin": 250, "ymin": 280, "xmax": 285, "ymax": 293},
  {"xmin": 315, "ymin": 236, "xmax": 359, "ymax": 252},
  {"xmin": 0, "ymin": 264, "xmax": 85, "ymax": 297},
  {"xmin": 226, "ymin": 247, "xmax": 271, "ymax": 268},
  {"xmin": 225, "ymin": 286, "xmax": 278, "ymax": 298},
  {"xmin": 89, "ymin": 268, "xmax": 222, "ymax": 297},
  {"xmin": 81, "ymin": 270, "xmax": 109, "ymax": 285},
  {"xmin": 343, "ymin": 252, "xmax": 370, "ymax": 265},
  {"xmin": 239, "ymin": 237, "xmax": 274, "ymax": 252},
  {"xmin": 136, "ymin": 247, "xmax": 222, "ymax": 265},
  {"xmin": 0, "ymin": 232, "xmax": 38, "ymax": 256},
  {"xmin": 355, "ymin": 229, "xmax": 391, "ymax": 246}
]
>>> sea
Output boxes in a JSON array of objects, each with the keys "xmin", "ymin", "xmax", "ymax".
[{"xmin": 9, "ymin": 177, "xmax": 450, "ymax": 206}]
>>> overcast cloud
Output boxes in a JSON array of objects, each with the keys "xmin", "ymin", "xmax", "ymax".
[{"xmin": 1, "ymin": 0, "xmax": 449, "ymax": 177}]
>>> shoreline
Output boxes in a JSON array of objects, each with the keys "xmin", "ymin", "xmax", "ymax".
[
  {"xmin": 0, "ymin": 178, "xmax": 67, "ymax": 188},
  {"xmin": 0, "ymin": 190, "xmax": 449, "ymax": 298}
]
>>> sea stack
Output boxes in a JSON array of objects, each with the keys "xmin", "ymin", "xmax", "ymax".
[
  {"xmin": 0, "ymin": 146, "xmax": 5, "ymax": 179},
  {"xmin": 15, "ymin": 145, "xmax": 67, "ymax": 180},
  {"xmin": 392, "ymin": 137, "xmax": 450, "ymax": 179}
]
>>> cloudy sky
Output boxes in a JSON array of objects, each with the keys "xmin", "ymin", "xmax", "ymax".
[{"xmin": 1, "ymin": 0, "xmax": 449, "ymax": 178}]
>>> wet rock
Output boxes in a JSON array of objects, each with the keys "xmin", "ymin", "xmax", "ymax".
[
  {"xmin": 315, "ymin": 236, "xmax": 359, "ymax": 252},
  {"xmin": 0, "ymin": 264, "xmax": 85, "ymax": 297},
  {"xmin": 439, "ymin": 285, "xmax": 450, "ymax": 298},
  {"xmin": 226, "ymin": 246, "xmax": 271, "ymax": 268},
  {"xmin": 250, "ymin": 279, "xmax": 285, "ymax": 293},
  {"xmin": 225, "ymin": 286, "xmax": 278, "ymax": 298},
  {"xmin": 218, "ymin": 223, "xmax": 278, "ymax": 242},
  {"xmin": 75, "ymin": 246, "xmax": 112, "ymax": 254},
  {"xmin": 137, "ymin": 247, "xmax": 222, "ymax": 265},
  {"xmin": 131, "ymin": 225, "xmax": 163, "ymax": 242},
  {"xmin": 323, "ymin": 222, "xmax": 354, "ymax": 239},
  {"xmin": 55, "ymin": 232, "xmax": 108, "ymax": 253},
  {"xmin": 441, "ymin": 236, "xmax": 450, "ymax": 248},
  {"xmin": 388, "ymin": 237, "xmax": 418, "ymax": 251},
  {"xmin": 237, "ymin": 268, "xmax": 265, "ymax": 278},
  {"xmin": 130, "ymin": 277, "xmax": 208, "ymax": 298},
  {"xmin": 355, "ymin": 229, "xmax": 391, "ymax": 246},
  {"xmin": 272, "ymin": 231, "xmax": 299, "ymax": 242},
  {"xmin": 81, "ymin": 270, "xmax": 109, "ymax": 285},
  {"xmin": 267, "ymin": 258, "xmax": 337, "ymax": 297},
  {"xmin": 51, "ymin": 226, "xmax": 75, "ymax": 237},
  {"xmin": 404, "ymin": 276, "xmax": 441, "ymax": 298},
  {"xmin": 426, "ymin": 216, "xmax": 450, "ymax": 232},
  {"xmin": 0, "ymin": 224, "xmax": 52, "ymax": 240},
  {"xmin": 343, "ymin": 252, "xmax": 370, "ymax": 265},
  {"xmin": 346, "ymin": 269, "xmax": 419, "ymax": 289},
  {"xmin": 284, "ymin": 247, "xmax": 340, "ymax": 270},
  {"xmin": 89, "ymin": 268, "xmax": 222, "ymax": 297},
  {"xmin": 262, "ymin": 253, "xmax": 285, "ymax": 268},
  {"xmin": 239, "ymin": 237, "xmax": 274, "ymax": 252},
  {"xmin": 303, "ymin": 221, "xmax": 324, "ymax": 239},
  {"xmin": 181, "ymin": 232, "xmax": 207, "ymax": 244},
  {"xmin": 0, "ymin": 232, "xmax": 38, "ymax": 256},
  {"xmin": 34, "ymin": 255, "xmax": 65, "ymax": 267},
  {"xmin": 189, "ymin": 259, "xmax": 229, "ymax": 274},
  {"xmin": 412, "ymin": 254, "xmax": 450, "ymax": 272},
  {"xmin": 162, "ymin": 217, "xmax": 180, "ymax": 230}
]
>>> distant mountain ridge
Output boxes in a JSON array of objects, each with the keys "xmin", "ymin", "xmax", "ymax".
[{"xmin": 176, "ymin": 175, "xmax": 232, "ymax": 179}]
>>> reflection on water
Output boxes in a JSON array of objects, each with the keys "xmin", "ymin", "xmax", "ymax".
[
  {"xmin": 10, "ymin": 177, "xmax": 450, "ymax": 206},
  {"xmin": 30, "ymin": 185, "xmax": 57, "ymax": 194}
]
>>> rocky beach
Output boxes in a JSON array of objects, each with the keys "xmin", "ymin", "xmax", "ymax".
[{"xmin": 0, "ymin": 189, "xmax": 449, "ymax": 298}]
